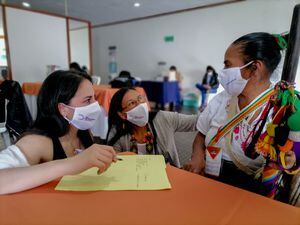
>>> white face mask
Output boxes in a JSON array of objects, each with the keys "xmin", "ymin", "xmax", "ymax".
[
  {"xmin": 218, "ymin": 61, "xmax": 253, "ymax": 96},
  {"xmin": 207, "ymin": 71, "xmax": 213, "ymax": 76},
  {"xmin": 126, "ymin": 102, "xmax": 149, "ymax": 127},
  {"xmin": 63, "ymin": 101, "xmax": 101, "ymax": 130}
]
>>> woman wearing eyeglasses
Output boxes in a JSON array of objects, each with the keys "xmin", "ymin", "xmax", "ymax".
[{"xmin": 106, "ymin": 87, "xmax": 198, "ymax": 167}]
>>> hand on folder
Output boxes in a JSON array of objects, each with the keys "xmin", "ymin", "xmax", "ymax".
[{"xmin": 72, "ymin": 144, "xmax": 118, "ymax": 175}]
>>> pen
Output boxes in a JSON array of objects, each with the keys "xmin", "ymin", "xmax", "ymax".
[{"xmin": 117, "ymin": 157, "xmax": 123, "ymax": 161}]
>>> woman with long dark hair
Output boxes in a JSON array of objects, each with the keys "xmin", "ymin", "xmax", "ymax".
[
  {"xmin": 106, "ymin": 87, "xmax": 197, "ymax": 167},
  {"xmin": 0, "ymin": 70, "xmax": 117, "ymax": 194}
]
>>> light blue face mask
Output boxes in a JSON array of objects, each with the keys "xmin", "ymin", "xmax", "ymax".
[{"xmin": 218, "ymin": 61, "xmax": 253, "ymax": 96}]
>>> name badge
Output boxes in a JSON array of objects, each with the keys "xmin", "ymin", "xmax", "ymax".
[{"xmin": 205, "ymin": 146, "xmax": 222, "ymax": 176}]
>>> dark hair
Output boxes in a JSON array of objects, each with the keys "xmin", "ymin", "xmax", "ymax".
[
  {"xmin": 70, "ymin": 62, "xmax": 82, "ymax": 71},
  {"xmin": 169, "ymin": 66, "xmax": 177, "ymax": 71},
  {"xmin": 206, "ymin": 65, "xmax": 217, "ymax": 75},
  {"xmin": 118, "ymin": 71, "xmax": 132, "ymax": 78},
  {"xmin": 106, "ymin": 87, "xmax": 136, "ymax": 145},
  {"xmin": 1, "ymin": 69, "xmax": 8, "ymax": 80},
  {"xmin": 232, "ymin": 32, "xmax": 281, "ymax": 73},
  {"xmin": 33, "ymin": 70, "xmax": 92, "ymax": 137},
  {"xmin": 235, "ymin": 33, "xmax": 283, "ymax": 157}
]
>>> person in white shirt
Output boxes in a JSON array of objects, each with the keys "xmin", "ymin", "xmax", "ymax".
[
  {"xmin": 169, "ymin": 66, "xmax": 183, "ymax": 90},
  {"xmin": 184, "ymin": 32, "xmax": 296, "ymax": 199},
  {"xmin": 0, "ymin": 71, "xmax": 117, "ymax": 195}
]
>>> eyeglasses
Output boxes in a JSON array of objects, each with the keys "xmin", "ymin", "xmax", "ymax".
[{"xmin": 123, "ymin": 95, "xmax": 146, "ymax": 110}]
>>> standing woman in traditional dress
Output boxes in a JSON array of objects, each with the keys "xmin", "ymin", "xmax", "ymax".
[{"xmin": 184, "ymin": 32, "xmax": 297, "ymax": 201}]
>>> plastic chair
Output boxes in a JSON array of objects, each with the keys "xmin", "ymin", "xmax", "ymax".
[
  {"xmin": 91, "ymin": 76, "xmax": 101, "ymax": 85},
  {"xmin": 0, "ymin": 92, "xmax": 11, "ymax": 150},
  {"xmin": 0, "ymin": 80, "xmax": 32, "ymax": 141}
]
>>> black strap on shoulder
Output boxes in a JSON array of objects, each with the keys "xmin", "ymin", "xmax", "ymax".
[
  {"xmin": 78, "ymin": 130, "xmax": 93, "ymax": 148},
  {"xmin": 106, "ymin": 128, "xmax": 124, "ymax": 146},
  {"xmin": 52, "ymin": 136, "xmax": 67, "ymax": 160},
  {"xmin": 148, "ymin": 111, "xmax": 158, "ymax": 155},
  {"xmin": 52, "ymin": 130, "xmax": 93, "ymax": 160}
]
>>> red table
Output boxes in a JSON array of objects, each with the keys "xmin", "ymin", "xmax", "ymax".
[{"xmin": 0, "ymin": 165, "xmax": 299, "ymax": 225}]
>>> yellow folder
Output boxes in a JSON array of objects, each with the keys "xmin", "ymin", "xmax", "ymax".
[{"xmin": 55, "ymin": 155, "xmax": 171, "ymax": 191}]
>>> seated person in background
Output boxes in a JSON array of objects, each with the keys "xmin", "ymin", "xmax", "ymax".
[
  {"xmin": 0, "ymin": 69, "xmax": 32, "ymax": 137},
  {"xmin": 82, "ymin": 65, "xmax": 89, "ymax": 74},
  {"xmin": 169, "ymin": 66, "xmax": 183, "ymax": 108},
  {"xmin": 70, "ymin": 63, "xmax": 102, "ymax": 85},
  {"xmin": 106, "ymin": 87, "xmax": 198, "ymax": 167},
  {"xmin": 70, "ymin": 62, "xmax": 87, "ymax": 74},
  {"xmin": 0, "ymin": 70, "xmax": 117, "ymax": 195},
  {"xmin": 196, "ymin": 66, "xmax": 219, "ymax": 112},
  {"xmin": 1, "ymin": 68, "xmax": 8, "ymax": 81},
  {"xmin": 110, "ymin": 70, "xmax": 138, "ymax": 88},
  {"xmin": 184, "ymin": 32, "xmax": 297, "ymax": 203},
  {"xmin": 169, "ymin": 65, "xmax": 183, "ymax": 91}
]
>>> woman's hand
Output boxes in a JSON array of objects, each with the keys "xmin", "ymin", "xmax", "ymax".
[
  {"xmin": 284, "ymin": 151, "xmax": 296, "ymax": 169},
  {"xmin": 183, "ymin": 132, "xmax": 207, "ymax": 175},
  {"xmin": 268, "ymin": 151, "xmax": 296, "ymax": 170},
  {"xmin": 72, "ymin": 144, "xmax": 117, "ymax": 174},
  {"xmin": 0, "ymin": 144, "xmax": 117, "ymax": 195},
  {"xmin": 183, "ymin": 155, "xmax": 205, "ymax": 175}
]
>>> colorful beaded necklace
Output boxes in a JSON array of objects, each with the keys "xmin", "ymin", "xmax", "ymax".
[{"xmin": 130, "ymin": 125, "xmax": 154, "ymax": 154}]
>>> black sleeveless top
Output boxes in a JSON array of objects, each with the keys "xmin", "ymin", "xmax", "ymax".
[{"xmin": 52, "ymin": 130, "xmax": 93, "ymax": 160}]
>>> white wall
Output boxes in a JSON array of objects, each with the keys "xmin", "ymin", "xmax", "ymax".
[
  {"xmin": 0, "ymin": 6, "xmax": 3, "ymax": 36},
  {"xmin": 70, "ymin": 23, "xmax": 90, "ymax": 71},
  {"xmin": 6, "ymin": 7, "xmax": 69, "ymax": 84},
  {"xmin": 93, "ymin": 0, "xmax": 300, "ymax": 90},
  {"xmin": 0, "ymin": 6, "xmax": 7, "ymax": 67}
]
